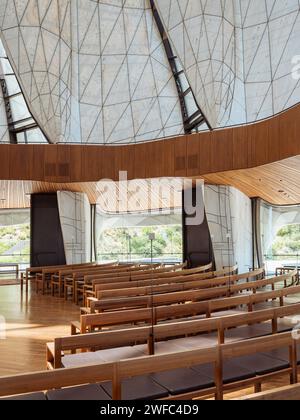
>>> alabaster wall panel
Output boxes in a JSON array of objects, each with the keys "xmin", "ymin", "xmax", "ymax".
[
  {"xmin": 57, "ymin": 191, "xmax": 91, "ymax": 264},
  {"xmin": 205, "ymin": 185, "xmax": 253, "ymax": 272}
]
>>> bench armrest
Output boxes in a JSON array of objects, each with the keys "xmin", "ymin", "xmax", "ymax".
[{"xmin": 71, "ymin": 321, "xmax": 81, "ymax": 335}]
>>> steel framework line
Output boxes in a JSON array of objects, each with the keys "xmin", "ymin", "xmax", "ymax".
[{"xmin": 150, "ymin": 0, "xmax": 212, "ymax": 133}]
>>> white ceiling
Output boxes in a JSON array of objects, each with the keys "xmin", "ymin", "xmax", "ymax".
[{"xmin": 0, "ymin": 0, "xmax": 299, "ymax": 143}]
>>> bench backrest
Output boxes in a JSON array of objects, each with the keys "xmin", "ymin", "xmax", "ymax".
[
  {"xmin": 4, "ymin": 331, "xmax": 299, "ymax": 400},
  {"xmin": 71, "ymin": 264, "xmax": 138, "ymax": 276},
  {"xmin": 89, "ymin": 264, "xmax": 237, "ymax": 287},
  {"xmin": 93, "ymin": 268, "xmax": 267, "ymax": 300},
  {"xmin": 92, "ymin": 268, "xmax": 265, "ymax": 292},
  {"xmin": 69, "ymin": 263, "xmax": 167, "ymax": 278},
  {"xmin": 234, "ymin": 384, "xmax": 300, "ymax": 400},
  {"xmin": 27, "ymin": 262, "xmax": 98, "ymax": 275},
  {"xmin": 53, "ymin": 302, "xmax": 300, "ymax": 369},
  {"xmin": 90, "ymin": 271, "xmax": 296, "ymax": 312},
  {"xmin": 81, "ymin": 283, "xmax": 300, "ymax": 332}
]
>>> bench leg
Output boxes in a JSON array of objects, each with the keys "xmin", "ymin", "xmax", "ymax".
[{"xmin": 255, "ymin": 383, "xmax": 262, "ymax": 393}]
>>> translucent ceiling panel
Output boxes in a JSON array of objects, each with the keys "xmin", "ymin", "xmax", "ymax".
[
  {"xmin": 0, "ymin": 0, "xmax": 184, "ymax": 144},
  {"xmin": 0, "ymin": 38, "xmax": 47, "ymax": 144},
  {"xmin": 0, "ymin": 80, "xmax": 9, "ymax": 143},
  {"xmin": 155, "ymin": 0, "xmax": 238, "ymax": 128},
  {"xmin": 156, "ymin": 0, "xmax": 300, "ymax": 128}
]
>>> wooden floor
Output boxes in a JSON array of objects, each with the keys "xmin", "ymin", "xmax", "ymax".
[
  {"xmin": 0, "ymin": 284, "xmax": 297, "ymax": 399},
  {"xmin": 0, "ymin": 284, "xmax": 79, "ymax": 376}
]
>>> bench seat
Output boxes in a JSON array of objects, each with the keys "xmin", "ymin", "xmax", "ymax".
[
  {"xmin": 60, "ymin": 321, "xmax": 294, "ymax": 369},
  {"xmin": 230, "ymin": 354, "xmax": 290, "ymax": 376},
  {"xmin": 150, "ymin": 368, "xmax": 214, "ymax": 395},
  {"xmin": 0, "ymin": 392, "xmax": 46, "ymax": 401},
  {"xmin": 192, "ymin": 352, "xmax": 290, "ymax": 383},
  {"xmin": 62, "ymin": 345, "xmax": 146, "ymax": 368},
  {"xmin": 47, "ymin": 384, "xmax": 111, "ymax": 400},
  {"xmin": 102, "ymin": 376, "xmax": 169, "ymax": 400},
  {"xmin": 62, "ymin": 352, "xmax": 105, "ymax": 368}
]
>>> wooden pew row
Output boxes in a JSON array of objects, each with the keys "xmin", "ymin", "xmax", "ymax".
[
  {"xmin": 234, "ymin": 383, "xmax": 300, "ymax": 400},
  {"xmin": 51, "ymin": 263, "xmax": 167, "ymax": 299},
  {"xmin": 0, "ymin": 333, "xmax": 298, "ymax": 400},
  {"xmin": 67, "ymin": 264, "xmax": 192, "ymax": 304},
  {"xmin": 50, "ymin": 263, "xmax": 141, "ymax": 298},
  {"xmin": 85, "ymin": 262, "xmax": 210, "ymax": 284},
  {"xmin": 35, "ymin": 263, "xmax": 114, "ymax": 294},
  {"xmin": 54, "ymin": 264, "xmax": 175, "ymax": 302},
  {"xmin": 36, "ymin": 261, "xmax": 127, "ymax": 295},
  {"xmin": 73, "ymin": 283, "xmax": 300, "ymax": 334},
  {"xmin": 2, "ymin": 332, "xmax": 300, "ymax": 400},
  {"xmin": 23, "ymin": 262, "xmax": 100, "ymax": 293},
  {"xmin": 85, "ymin": 271, "xmax": 297, "ymax": 314},
  {"xmin": 81, "ymin": 264, "xmax": 239, "ymax": 308},
  {"xmin": 78, "ymin": 262, "xmax": 213, "ymax": 304},
  {"xmin": 90, "ymin": 268, "xmax": 264, "ymax": 293},
  {"xmin": 85, "ymin": 262, "xmax": 223, "ymax": 290},
  {"xmin": 75, "ymin": 262, "xmax": 190, "ymax": 304},
  {"xmin": 91, "ymin": 269, "xmax": 269, "ymax": 301},
  {"xmin": 49, "ymin": 297, "xmax": 300, "ymax": 370},
  {"xmin": 82, "ymin": 266, "xmax": 259, "ymax": 305}
]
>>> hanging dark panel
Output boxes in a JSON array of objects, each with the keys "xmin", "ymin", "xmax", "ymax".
[
  {"xmin": 251, "ymin": 197, "xmax": 263, "ymax": 269},
  {"xmin": 30, "ymin": 193, "xmax": 66, "ymax": 267},
  {"xmin": 182, "ymin": 186, "xmax": 215, "ymax": 268}
]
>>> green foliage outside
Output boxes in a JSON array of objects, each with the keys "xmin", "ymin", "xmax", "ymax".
[
  {"xmin": 0, "ymin": 224, "xmax": 30, "ymax": 264},
  {"xmin": 97, "ymin": 225, "xmax": 183, "ymax": 262},
  {"xmin": 271, "ymin": 224, "xmax": 300, "ymax": 256}
]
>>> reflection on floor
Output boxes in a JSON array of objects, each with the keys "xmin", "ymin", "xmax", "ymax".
[
  {"xmin": 0, "ymin": 285, "xmax": 79, "ymax": 376},
  {"xmin": 0, "ymin": 273, "xmax": 21, "ymax": 286}
]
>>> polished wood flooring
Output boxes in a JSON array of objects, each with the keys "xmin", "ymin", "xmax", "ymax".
[
  {"xmin": 0, "ymin": 284, "xmax": 297, "ymax": 400},
  {"xmin": 0, "ymin": 285, "xmax": 79, "ymax": 376}
]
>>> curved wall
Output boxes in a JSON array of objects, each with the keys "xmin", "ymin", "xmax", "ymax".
[{"xmin": 0, "ymin": 102, "xmax": 299, "ymax": 183}]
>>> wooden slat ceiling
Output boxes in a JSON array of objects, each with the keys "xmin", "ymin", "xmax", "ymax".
[
  {"xmin": 203, "ymin": 155, "xmax": 300, "ymax": 205},
  {"xmin": 0, "ymin": 179, "xmax": 183, "ymax": 211}
]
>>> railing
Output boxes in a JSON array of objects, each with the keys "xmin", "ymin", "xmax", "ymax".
[
  {"xmin": 0, "ymin": 254, "xmax": 30, "ymax": 274},
  {"xmin": 264, "ymin": 254, "xmax": 300, "ymax": 275},
  {"xmin": 265, "ymin": 254, "xmax": 300, "ymax": 260},
  {"xmin": 97, "ymin": 252, "xmax": 182, "ymax": 264}
]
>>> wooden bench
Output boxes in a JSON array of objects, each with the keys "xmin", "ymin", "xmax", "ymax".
[
  {"xmin": 90, "ymin": 267, "xmax": 264, "ymax": 293},
  {"xmin": 50, "ymin": 263, "xmax": 131, "ymax": 297},
  {"xmin": 82, "ymin": 264, "xmax": 248, "ymax": 305},
  {"xmin": 78, "ymin": 262, "xmax": 211, "ymax": 304},
  {"xmin": 60, "ymin": 264, "xmax": 160, "ymax": 301},
  {"xmin": 84, "ymin": 271, "xmax": 297, "ymax": 314},
  {"xmin": 71, "ymin": 264, "xmax": 180, "ymax": 304},
  {"xmin": 234, "ymin": 383, "xmax": 300, "ymax": 400},
  {"xmin": 77, "ymin": 262, "xmax": 191, "ymax": 304},
  {"xmin": 276, "ymin": 266, "xmax": 300, "ymax": 282},
  {"xmin": 86, "ymin": 262, "xmax": 217, "ymax": 290},
  {"xmin": 91, "ymin": 268, "xmax": 268, "ymax": 302},
  {"xmin": 48, "ymin": 299, "xmax": 300, "ymax": 371},
  {"xmin": 72, "ymin": 282, "xmax": 300, "ymax": 334},
  {"xmin": 81, "ymin": 264, "xmax": 238, "ymax": 307},
  {"xmin": 1, "ymin": 331, "xmax": 300, "ymax": 400},
  {"xmin": 35, "ymin": 263, "xmax": 101, "ymax": 294},
  {"xmin": 24, "ymin": 262, "xmax": 99, "ymax": 293},
  {"xmin": 39, "ymin": 262, "xmax": 133, "ymax": 295}
]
